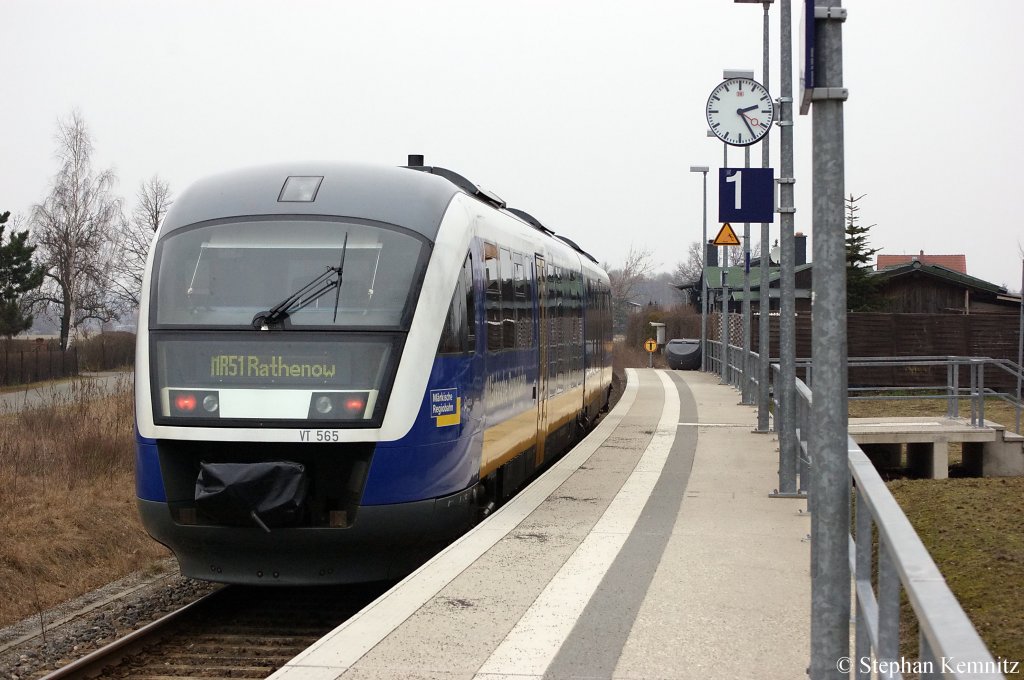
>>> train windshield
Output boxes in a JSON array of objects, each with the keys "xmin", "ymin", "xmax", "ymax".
[{"xmin": 153, "ymin": 219, "xmax": 427, "ymax": 328}]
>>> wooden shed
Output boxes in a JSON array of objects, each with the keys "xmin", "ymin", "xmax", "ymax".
[{"xmin": 871, "ymin": 261, "xmax": 1018, "ymax": 314}]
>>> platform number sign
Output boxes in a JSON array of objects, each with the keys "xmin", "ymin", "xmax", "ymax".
[{"xmin": 718, "ymin": 168, "xmax": 775, "ymax": 224}]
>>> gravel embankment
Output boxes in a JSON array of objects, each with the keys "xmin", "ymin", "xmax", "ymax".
[{"xmin": 0, "ymin": 559, "xmax": 218, "ymax": 679}]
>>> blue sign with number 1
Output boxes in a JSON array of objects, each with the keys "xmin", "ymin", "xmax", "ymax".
[{"xmin": 719, "ymin": 168, "xmax": 775, "ymax": 224}]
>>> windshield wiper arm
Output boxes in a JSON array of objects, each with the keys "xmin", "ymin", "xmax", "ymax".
[
  {"xmin": 332, "ymin": 232, "xmax": 348, "ymax": 323},
  {"xmin": 252, "ymin": 235, "xmax": 349, "ymax": 329}
]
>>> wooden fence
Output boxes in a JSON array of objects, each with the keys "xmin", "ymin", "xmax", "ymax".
[
  {"xmin": 0, "ymin": 347, "xmax": 79, "ymax": 387},
  {"xmin": 707, "ymin": 312, "xmax": 1021, "ymax": 392}
]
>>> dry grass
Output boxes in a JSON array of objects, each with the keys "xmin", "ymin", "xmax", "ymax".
[
  {"xmin": 849, "ymin": 395, "xmax": 1019, "ymax": 433},
  {"xmin": 612, "ymin": 339, "xmax": 667, "ymax": 376},
  {"xmin": 846, "ymin": 396, "xmax": 1023, "ymax": 662},
  {"xmin": 0, "ymin": 377, "xmax": 169, "ymax": 627},
  {"xmin": 890, "ymin": 478, "xmax": 1024, "ymax": 664}
]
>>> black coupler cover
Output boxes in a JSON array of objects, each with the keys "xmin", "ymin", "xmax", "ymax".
[{"xmin": 195, "ymin": 461, "xmax": 309, "ymax": 529}]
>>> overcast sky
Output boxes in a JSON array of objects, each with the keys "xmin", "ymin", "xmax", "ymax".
[{"xmin": 4, "ymin": 1, "xmax": 1022, "ymax": 292}]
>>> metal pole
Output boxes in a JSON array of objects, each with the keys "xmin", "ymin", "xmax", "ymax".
[
  {"xmin": 695, "ymin": 168, "xmax": 709, "ymax": 373},
  {"xmin": 721, "ymin": 267, "xmax": 730, "ymax": 383},
  {"xmin": 702, "ymin": 170, "xmax": 708, "ymax": 372},
  {"xmin": 742, "ymin": 145, "xmax": 753, "ymax": 403},
  {"xmin": 778, "ymin": 0, "xmax": 799, "ymax": 493},
  {"xmin": 723, "ymin": 141, "xmax": 728, "ymax": 277},
  {"xmin": 757, "ymin": 0, "xmax": 772, "ymax": 431},
  {"xmin": 1017, "ymin": 258, "xmax": 1022, "ymax": 434},
  {"xmin": 722, "ymin": 140, "xmax": 729, "ymax": 384},
  {"xmin": 809, "ymin": 2, "xmax": 850, "ymax": 679}
]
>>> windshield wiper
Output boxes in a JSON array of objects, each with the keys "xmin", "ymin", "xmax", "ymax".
[
  {"xmin": 251, "ymin": 234, "xmax": 349, "ymax": 330},
  {"xmin": 332, "ymin": 233, "xmax": 348, "ymax": 323}
]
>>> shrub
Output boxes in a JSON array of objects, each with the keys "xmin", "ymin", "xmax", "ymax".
[{"xmin": 74, "ymin": 332, "xmax": 136, "ymax": 371}]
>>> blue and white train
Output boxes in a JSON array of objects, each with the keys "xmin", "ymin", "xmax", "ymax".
[{"xmin": 134, "ymin": 160, "xmax": 613, "ymax": 584}]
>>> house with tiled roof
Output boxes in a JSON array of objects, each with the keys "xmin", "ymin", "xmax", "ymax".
[{"xmin": 876, "ymin": 250, "xmax": 967, "ymax": 274}]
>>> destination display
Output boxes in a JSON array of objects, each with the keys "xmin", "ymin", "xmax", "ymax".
[
  {"xmin": 209, "ymin": 354, "xmax": 339, "ymax": 380},
  {"xmin": 152, "ymin": 335, "xmax": 396, "ymax": 390}
]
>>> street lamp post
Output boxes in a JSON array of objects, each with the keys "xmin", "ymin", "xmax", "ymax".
[{"xmin": 690, "ymin": 165, "xmax": 710, "ymax": 372}]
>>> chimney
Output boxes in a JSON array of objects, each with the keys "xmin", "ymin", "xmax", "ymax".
[
  {"xmin": 408, "ymin": 154, "xmax": 425, "ymax": 167},
  {"xmin": 706, "ymin": 240, "xmax": 719, "ymax": 267},
  {"xmin": 795, "ymin": 232, "xmax": 807, "ymax": 265}
]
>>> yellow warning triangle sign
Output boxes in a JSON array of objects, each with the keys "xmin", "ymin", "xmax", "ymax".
[{"xmin": 713, "ymin": 223, "xmax": 741, "ymax": 246}]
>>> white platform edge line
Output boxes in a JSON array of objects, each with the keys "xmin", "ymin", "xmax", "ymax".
[
  {"xmin": 473, "ymin": 370, "xmax": 680, "ymax": 678},
  {"xmin": 269, "ymin": 369, "xmax": 641, "ymax": 678}
]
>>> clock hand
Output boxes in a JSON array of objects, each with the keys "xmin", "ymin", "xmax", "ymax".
[
  {"xmin": 739, "ymin": 105, "xmax": 759, "ymax": 113},
  {"xmin": 743, "ymin": 112, "xmax": 764, "ymax": 127},
  {"xmin": 738, "ymin": 110, "xmax": 756, "ymax": 138}
]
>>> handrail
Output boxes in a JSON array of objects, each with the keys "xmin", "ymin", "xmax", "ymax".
[
  {"xmin": 778, "ymin": 355, "xmax": 1022, "ymax": 435},
  {"xmin": 713, "ymin": 343, "xmax": 1013, "ymax": 678},
  {"xmin": 847, "ymin": 437, "xmax": 1003, "ymax": 679}
]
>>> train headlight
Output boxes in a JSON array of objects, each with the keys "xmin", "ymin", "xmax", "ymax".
[
  {"xmin": 314, "ymin": 395, "xmax": 334, "ymax": 414},
  {"xmin": 308, "ymin": 392, "xmax": 369, "ymax": 420},
  {"xmin": 169, "ymin": 390, "xmax": 220, "ymax": 418},
  {"xmin": 202, "ymin": 394, "xmax": 220, "ymax": 413}
]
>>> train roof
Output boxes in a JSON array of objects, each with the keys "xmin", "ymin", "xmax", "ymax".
[
  {"xmin": 161, "ymin": 162, "xmax": 601, "ymax": 265},
  {"xmin": 161, "ymin": 162, "xmax": 461, "ymax": 240}
]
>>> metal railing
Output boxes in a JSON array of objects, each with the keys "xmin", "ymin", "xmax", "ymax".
[
  {"xmin": 702, "ymin": 344, "xmax": 1016, "ymax": 678},
  {"xmin": 798, "ymin": 377, "xmax": 1006, "ymax": 679}
]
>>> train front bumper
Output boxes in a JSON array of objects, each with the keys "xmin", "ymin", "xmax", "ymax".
[{"xmin": 138, "ymin": 490, "xmax": 475, "ymax": 585}]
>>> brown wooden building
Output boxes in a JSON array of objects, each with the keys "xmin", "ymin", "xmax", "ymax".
[{"xmin": 871, "ymin": 261, "xmax": 1018, "ymax": 314}]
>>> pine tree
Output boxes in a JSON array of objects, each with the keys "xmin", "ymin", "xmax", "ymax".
[
  {"xmin": 0, "ymin": 211, "xmax": 46, "ymax": 338},
  {"xmin": 845, "ymin": 194, "xmax": 882, "ymax": 311}
]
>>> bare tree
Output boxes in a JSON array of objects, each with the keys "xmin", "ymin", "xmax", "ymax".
[
  {"xmin": 605, "ymin": 245, "xmax": 656, "ymax": 332},
  {"xmin": 606, "ymin": 245, "xmax": 655, "ymax": 307},
  {"xmin": 673, "ymin": 241, "xmax": 704, "ymax": 285},
  {"xmin": 30, "ymin": 111, "xmax": 123, "ymax": 350},
  {"xmin": 111, "ymin": 175, "xmax": 173, "ymax": 308}
]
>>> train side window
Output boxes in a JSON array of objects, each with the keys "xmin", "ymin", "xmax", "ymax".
[
  {"xmin": 500, "ymin": 247, "xmax": 515, "ymax": 349},
  {"xmin": 484, "ymin": 242, "xmax": 502, "ymax": 351},
  {"xmin": 484, "ymin": 242, "xmax": 500, "ymax": 296},
  {"xmin": 463, "ymin": 254, "xmax": 476, "ymax": 347},
  {"xmin": 513, "ymin": 252, "xmax": 532, "ymax": 348},
  {"xmin": 439, "ymin": 254, "xmax": 475, "ymax": 355}
]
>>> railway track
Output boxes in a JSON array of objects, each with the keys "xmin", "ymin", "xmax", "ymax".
[{"xmin": 39, "ymin": 582, "xmax": 387, "ymax": 680}]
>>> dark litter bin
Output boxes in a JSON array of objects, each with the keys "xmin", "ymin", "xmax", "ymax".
[{"xmin": 665, "ymin": 338, "xmax": 701, "ymax": 370}]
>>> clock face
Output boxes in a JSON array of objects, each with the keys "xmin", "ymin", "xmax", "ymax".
[{"xmin": 706, "ymin": 78, "xmax": 775, "ymax": 146}]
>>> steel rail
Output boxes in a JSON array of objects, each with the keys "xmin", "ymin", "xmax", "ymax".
[{"xmin": 38, "ymin": 587, "xmax": 227, "ymax": 680}]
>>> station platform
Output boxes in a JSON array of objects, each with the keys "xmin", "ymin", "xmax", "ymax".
[{"xmin": 270, "ymin": 368, "xmax": 810, "ymax": 680}]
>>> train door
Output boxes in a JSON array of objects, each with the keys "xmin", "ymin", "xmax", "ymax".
[{"xmin": 534, "ymin": 254, "xmax": 549, "ymax": 466}]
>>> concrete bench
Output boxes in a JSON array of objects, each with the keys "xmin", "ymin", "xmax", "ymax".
[{"xmin": 848, "ymin": 417, "xmax": 1023, "ymax": 479}]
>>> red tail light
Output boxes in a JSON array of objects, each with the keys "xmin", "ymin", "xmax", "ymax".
[
  {"xmin": 175, "ymin": 393, "xmax": 197, "ymax": 412},
  {"xmin": 308, "ymin": 392, "xmax": 369, "ymax": 420},
  {"xmin": 169, "ymin": 389, "xmax": 219, "ymax": 418}
]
